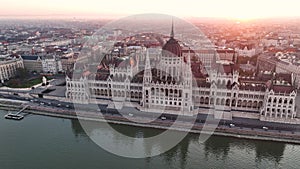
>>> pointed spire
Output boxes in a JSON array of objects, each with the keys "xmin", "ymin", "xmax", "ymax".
[
  {"xmin": 145, "ymin": 49, "xmax": 151, "ymax": 70},
  {"xmin": 144, "ymin": 49, "xmax": 152, "ymax": 83},
  {"xmin": 170, "ymin": 19, "xmax": 174, "ymax": 38}
]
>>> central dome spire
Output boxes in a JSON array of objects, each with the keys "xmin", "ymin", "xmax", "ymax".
[
  {"xmin": 170, "ymin": 19, "xmax": 174, "ymax": 38},
  {"xmin": 162, "ymin": 20, "xmax": 182, "ymax": 57}
]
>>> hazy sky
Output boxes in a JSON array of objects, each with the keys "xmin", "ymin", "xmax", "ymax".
[{"xmin": 1, "ymin": 0, "xmax": 300, "ymax": 19}]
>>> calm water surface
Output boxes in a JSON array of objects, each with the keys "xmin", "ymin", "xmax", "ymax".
[{"xmin": 1, "ymin": 110, "xmax": 300, "ymax": 169}]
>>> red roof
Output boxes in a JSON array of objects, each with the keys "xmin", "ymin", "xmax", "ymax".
[
  {"xmin": 272, "ymin": 85, "xmax": 294, "ymax": 93},
  {"xmin": 162, "ymin": 38, "xmax": 182, "ymax": 57}
]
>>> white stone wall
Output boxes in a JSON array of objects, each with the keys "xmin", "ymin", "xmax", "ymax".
[
  {"xmin": 42, "ymin": 58, "xmax": 59, "ymax": 74},
  {"xmin": 261, "ymin": 90, "xmax": 297, "ymax": 119},
  {"xmin": 0, "ymin": 58, "xmax": 24, "ymax": 83}
]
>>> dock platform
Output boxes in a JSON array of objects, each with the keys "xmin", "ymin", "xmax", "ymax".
[{"xmin": 4, "ymin": 105, "xmax": 29, "ymax": 120}]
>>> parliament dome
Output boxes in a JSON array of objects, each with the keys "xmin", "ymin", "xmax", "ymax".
[{"xmin": 162, "ymin": 22, "xmax": 182, "ymax": 57}]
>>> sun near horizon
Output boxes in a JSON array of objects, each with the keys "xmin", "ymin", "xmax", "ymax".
[{"xmin": 1, "ymin": 0, "xmax": 300, "ymax": 20}]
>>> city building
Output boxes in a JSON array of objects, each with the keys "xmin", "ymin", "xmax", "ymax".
[
  {"xmin": 66, "ymin": 25, "xmax": 297, "ymax": 123},
  {"xmin": 21, "ymin": 55, "xmax": 42, "ymax": 73},
  {"xmin": 0, "ymin": 57, "xmax": 24, "ymax": 83},
  {"xmin": 260, "ymin": 73, "xmax": 297, "ymax": 122},
  {"xmin": 257, "ymin": 51, "xmax": 300, "ymax": 89},
  {"xmin": 235, "ymin": 44, "xmax": 256, "ymax": 57},
  {"xmin": 42, "ymin": 57, "xmax": 63, "ymax": 74},
  {"xmin": 216, "ymin": 48, "xmax": 237, "ymax": 63},
  {"xmin": 61, "ymin": 53, "xmax": 78, "ymax": 73}
]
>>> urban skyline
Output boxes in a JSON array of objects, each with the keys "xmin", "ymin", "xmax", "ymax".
[{"xmin": 1, "ymin": 2, "xmax": 300, "ymax": 168}]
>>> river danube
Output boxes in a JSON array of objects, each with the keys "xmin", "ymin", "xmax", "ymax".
[{"xmin": 1, "ymin": 110, "xmax": 300, "ymax": 169}]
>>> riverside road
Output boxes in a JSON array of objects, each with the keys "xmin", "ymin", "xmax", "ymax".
[{"xmin": 1, "ymin": 92, "xmax": 300, "ymax": 137}]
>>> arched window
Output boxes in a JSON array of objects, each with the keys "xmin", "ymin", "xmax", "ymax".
[
  {"xmin": 210, "ymin": 98, "xmax": 214, "ymax": 104},
  {"xmin": 200, "ymin": 97, "xmax": 204, "ymax": 104},
  {"xmin": 205, "ymin": 97, "xmax": 209, "ymax": 104},
  {"xmin": 268, "ymin": 98, "xmax": 272, "ymax": 103},
  {"xmin": 226, "ymin": 99, "xmax": 230, "ymax": 106},
  {"xmin": 232, "ymin": 99, "xmax": 236, "ymax": 107},
  {"xmin": 221, "ymin": 98, "xmax": 225, "ymax": 105},
  {"xmin": 237, "ymin": 100, "xmax": 242, "ymax": 105},
  {"xmin": 216, "ymin": 98, "xmax": 220, "ymax": 105}
]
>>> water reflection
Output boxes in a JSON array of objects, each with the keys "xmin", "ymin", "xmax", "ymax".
[
  {"xmin": 204, "ymin": 135, "xmax": 231, "ymax": 160},
  {"xmin": 254, "ymin": 141, "xmax": 285, "ymax": 163},
  {"xmin": 71, "ymin": 119, "xmax": 87, "ymax": 138},
  {"xmin": 203, "ymin": 135, "xmax": 285, "ymax": 166},
  {"xmin": 70, "ymin": 119, "xmax": 286, "ymax": 168}
]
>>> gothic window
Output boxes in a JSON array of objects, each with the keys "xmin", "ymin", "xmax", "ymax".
[
  {"xmin": 231, "ymin": 99, "xmax": 236, "ymax": 106},
  {"xmin": 221, "ymin": 98, "xmax": 225, "ymax": 105},
  {"xmin": 224, "ymin": 99, "xmax": 229, "ymax": 106},
  {"xmin": 210, "ymin": 98, "xmax": 214, "ymax": 105},
  {"xmin": 258, "ymin": 101, "xmax": 263, "ymax": 108},
  {"xmin": 273, "ymin": 98, "xmax": 277, "ymax": 104}
]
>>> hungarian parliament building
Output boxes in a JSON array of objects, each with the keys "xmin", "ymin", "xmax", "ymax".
[{"xmin": 65, "ymin": 26, "xmax": 298, "ymax": 123}]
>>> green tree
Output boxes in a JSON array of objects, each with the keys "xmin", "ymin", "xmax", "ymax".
[{"xmin": 15, "ymin": 68, "xmax": 29, "ymax": 80}]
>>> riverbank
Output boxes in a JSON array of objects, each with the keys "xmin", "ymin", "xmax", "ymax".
[{"xmin": 1, "ymin": 100, "xmax": 300, "ymax": 145}]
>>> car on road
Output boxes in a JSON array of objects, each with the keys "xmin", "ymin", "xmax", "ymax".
[
  {"xmin": 57, "ymin": 104, "xmax": 61, "ymax": 107},
  {"xmin": 229, "ymin": 123, "xmax": 235, "ymax": 128},
  {"xmin": 40, "ymin": 102, "xmax": 44, "ymax": 105},
  {"xmin": 128, "ymin": 113, "xmax": 134, "ymax": 117},
  {"xmin": 161, "ymin": 116, "xmax": 167, "ymax": 120},
  {"xmin": 66, "ymin": 105, "xmax": 69, "ymax": 108},
  {"xmin": 263, "ymin": 126, "xmax": 269, "ymax": 131}
]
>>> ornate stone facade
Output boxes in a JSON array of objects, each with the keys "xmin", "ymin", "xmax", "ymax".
[{"xmin": 65, "ymin": 27, "xmax": 297, "ymax": 123}]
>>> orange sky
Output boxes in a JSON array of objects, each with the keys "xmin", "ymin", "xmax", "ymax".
[{"xmin": 1, "ymin": 0, "xmax": 300, "ymax": 20}]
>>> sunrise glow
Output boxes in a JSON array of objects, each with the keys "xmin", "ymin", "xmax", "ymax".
[{"xmin": 1, "ymin": 0, "xmax": 300, "ymax": 19}]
